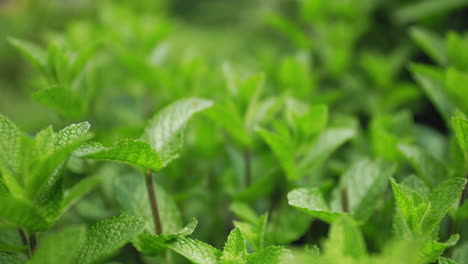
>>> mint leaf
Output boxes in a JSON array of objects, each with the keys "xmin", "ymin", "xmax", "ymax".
[
  {"xmin": 246, "ymin": 246, "xmax": 291, "ymax": 264},
  {"xmin": 167, "ymin": 237, "xmax": 222, "ymax": 264},
  {"xmin": 220, "ymin": 228, "xmax": 247, "ymax": 264},
  {"xmin": 323, "ymin": 215, "xmax": 367, "ymax": 260},
  {"xmin": 419, "ymin": 235, "xmax": 459, "ymax": 264},
  {"xmin": 143, "ymin": 98, "xmax": 213, "ymax": 166},
  {"xmin": 339, "ymin": 159, "xmax": 397, "ymax": 222},
  {"xmin": 409, "ymin": 27, "xmax": 448, "ymax": 66},
  {"xmin": 29, "ymin": 226, "xmax": 86, "ymax": 264},
  {"xmin": 451, "ymin": 111, "xmax": 468, "ymax": 167},
  {"xmin": 288, "ymin": 188, "xmax": 344, "ymax": 223},
  {"xmin": 0, "ymin": 114, "xmax": 21, "ymax": 178},
  {"xmin": 76, "ymin": 214, "xmax": 146, "ymax": 264},
  {"xmin": 398, "ymin": 144, "xmax": 447, "ymax": 186},
  {"xmin": 231, "ymin": 202, "xmax": 267, "ymax": 250},
  {"xmin": 8, "ymin": 37, "xmax": 48, "ymax": 77},
  {"xmin": 83, "ymin": 139, "xmax": 163, "ymax": 171},
  {"xmin": 0, "ymin": 195, "xmax": 50, "ymax": 231}
]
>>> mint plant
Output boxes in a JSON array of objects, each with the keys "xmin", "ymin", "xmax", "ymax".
[{"xmin": 2, "ymin": 1, "xmax": 468, "ymax": 264}]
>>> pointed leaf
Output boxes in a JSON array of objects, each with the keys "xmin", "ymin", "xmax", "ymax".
[
  {"xmin": 76, "ymin": 214, "xmax": 146, "ymax": 264},
  {"xmin": 246, "ymin": 246, "xmax": 291, "ymax": 264},
  {"xmin": 288, "ymin": 188, "xmax": 344, "ymax": 223},
  {"xmin": 221, "ymin": 228, "xmax": 247, "ymax": 264},
  {"xmin": 167, "ymin": 237, "xmax": 222, "ymax": 264},
  {"xmin": 143, "ymin": 98, "xmax": 213, "ymax": 166}
]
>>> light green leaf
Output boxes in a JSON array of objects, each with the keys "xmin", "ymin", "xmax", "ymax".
[
  {"xmin": 410, "ymin": 64, "xmax": 455, "ymax": 121},
  {"xmin": 446, "ymin": 69, "xmax": 468, "ymax": 114},
  {"xmin": 323, "ymin": 215, "xmax": 366, "ymax": 260},
  {"xmin": 34, "ymin": 87, "xmax": 86, "ymax": 119},
  {"xmin": 0, "ymin": 114, "xmax": 21, "ymax": 178},
  {"xmin": 421, "ymin": 177, "xmax": 466, "ymax": 235},
  {"xmin": 451, "ymin": 111, "xmax": 468, "ymax": 167},
  {"xmin": 395, "ymin": 0, "xmax": 468, "ymax": 24},
  {"xmin": 8, "ymin": 37, "xmax": 48, "ymax": 77},
  {"xmin": 84, "ymin": 139, "xmax": 162, "ymax": 171},
  {"xmin": 257, "ymin": 127, "xmax": 296, "ymax": 180},
  {"xmin": 54, "ymin": 122, "xmax": 91, "ymax": 149},
  {"xmin": 62, "ymin": 175, "xmax": 101, "ymax": 213},
  {"xmin": 341, "ymin": 159, "xmax": 396, "ymax": 222},
  {"xmin": 398, "ymin": 144, "xmax": 447, "ymax": 186},
  {"xmin": 29, "ymin": 226, "xmax": 86, "ymax": 264},
  {"xmin": 0, "ymin": 195, "xmax": 50, "ymax": 231},
  {"xmin": 246, "ymin": 246, "xmax": 291, "ymax": 264},
  {"xmin": 132, "ymin": 218, "xmax": 197, "ymax": 255},
  {"xmin": 269, "ymin": 201, "xmax": 313, "ymax": 245},
  {"xmin": 409, "ymin": 27, "xmax": 447, "ymax": 66},
  {"xmin": 220, "ymin": 228, "xmax": 247, "ymax": 264},
  {"xmin": 231, "ymin": 202, "xmax": 267, "ymax": 250},
  {"xmin": 143, "ymin": 98, "xmax": 213, "ymax": 166},
  {"xmin": 288, "ymin": 188, "xmax": 344, "ymax": 223},
  {"xmin": 420, "ymin": 235, "xmax": 459, "ymax": 264},
  {"xmin": 76, "ymin": 214, "xmax": 146, "ymax": 264},
  {"xmin": 167, "ymin": 237, "xmax": 222, "ymax": 264},
  {"xmin": 298, "ymin": 128, "xmax": 355, "ymax": 175}
]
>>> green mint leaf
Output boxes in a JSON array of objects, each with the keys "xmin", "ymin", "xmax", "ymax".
[
  {"xmin": 256, "ymin": 127, "xmax": 296, "ymax": 180},
  {"xmin": 29, "ymin": 226, "xmax": 86, "ymax": 264},
  {"xmin": 246, "ymin": 246, "xmax": 291, "ymax": 264},
  {"xmin": 409, "ymin": 27, "xmax": 448, "ymax": 66},
  {"xmin": 7, "ymin": 37, "xmax": 48, "ymax": 77},
  {"xmin": 419, "ymin": 235, "xmax": 459, "ymax": 264},
  {"xmin": 410, "ymin": 63, "xmax": 455, "ymax": 121},
  {"xmin": 298, "ymin": 128, "xmax": 355, "ymax": 176},
  {"xmin": 83, "ymin": 139, "xmax": 163, "ymax": 172},
  {"xmin": 269, "ymin": 200, "xmax": 313, "ymax": 245},
  {"xmin": 34, "ymin": 87, "xmax": 86, "ymax": 119},
  {"xmin": 323, "ymin": 215, "xmax": 367, "ymax": 260},
  {"xmin": 61, "ymin": 175, "xmax": 101, "ymax": 213},
  {"xmin": 143, "ymin": 98, "xmax": 213, "ymax": 166},
  {"xmin": 54, "ymin": 122, "xmax": 91, "ymax": 148},
  {"xmin": 421, "ymin": 177, "xmax": 466, "ymax": 236},
  {"xmin": 0, "ymin": 114, "xmax": 21, "ymax": 178},
  {"xmin": 398, "ymin": 144, "xmax": 448, "ymax": 186},
  {"xmin": 167, "ymin": 237, "xmax": 222, "ymax": 264},
  {"xmin": 132, "ymin": 218, "xmax": 197, "ymax": 255},
  {"xmin": 451, "ymin": 111, "xmax": 468, "ymax": 167},
  {"xmin": 76, "ymin": 214, "xmax": 145, "ymax": 264},
  {"xmin": 231, "ymin": 202, "xmax": 267, "ymax": 250},
  {"xmin": 288, "ymin": 188, "xmax": 344, "ymax": 223},
  {"xmin": 220, "ymin": 228, "xmax": 247, "ymax": 264},
  {"xmin": 0, "ymin": 195, "xmax": 50, "ymax": 231},
  {"xmin": 340, "ymin": 159, "xmax": 397, "ymax": 222}
]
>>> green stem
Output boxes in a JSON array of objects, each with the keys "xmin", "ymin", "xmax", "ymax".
[
  {"xmin": 145, "ymin": 169, "xmax": 162, "ymax": 234},
  {"xmin": 17, "ymin": 228, "xmax": 29, "ymax": 256}
]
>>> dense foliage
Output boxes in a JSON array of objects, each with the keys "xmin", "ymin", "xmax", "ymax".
[{"xmin": 1, "ymin": 0, "xmax": 468, "ymax": 263}]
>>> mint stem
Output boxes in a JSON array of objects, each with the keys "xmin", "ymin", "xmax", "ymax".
[
  {"xmin": 145, "ymin": 169, "xmax": 162, "ymax": 234},
  {"xmin": 243, "ymin": 149, "xmax": 252, "ymax": 187},
  {"xmin": 17, "ymin": 228, "xmax": 29, "ymax": 256}
]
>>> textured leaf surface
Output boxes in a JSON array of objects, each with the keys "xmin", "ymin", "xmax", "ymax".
[
  {"xmin": 246, "ymin": 246, "xmax": 291, "ymax": 264},
  {"xmin": 288, "ymin": 188, "xmax": 344, "ymax": 223},
  {"xmin": 84, "ymin": 139, "xmax": 163, "ymax": 171},
  {"xmin": 76, "ymin": 214, "xmax": 146, "ymax": 264},
  {"xmin": 29, "ymin": 226, "xmax": 86, "ymax": 264},
  {"xmin": 143, "ymin": 98, "xmax": 213, "ymax": 166},
  {"xmin": 419, "ymin": 235, "xmax": 459, "ymax": 264},
  {"xmin": 421, "ymin": 177, "xmax": 466, "ymax": 235},
  {"xmin": 167, "ymin": 237, "xmax": 221, "ymax": 264},
  {"xmin": 342, "ymin": 159, "xmax": 396, "ymax": 222},
  {"xmin": 220, "ymin": 228, "xmax": 247, "ymax": 264},
  {"xmin": 0, "ymin": 114, "xmax": 21, "ymax": 177}
]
